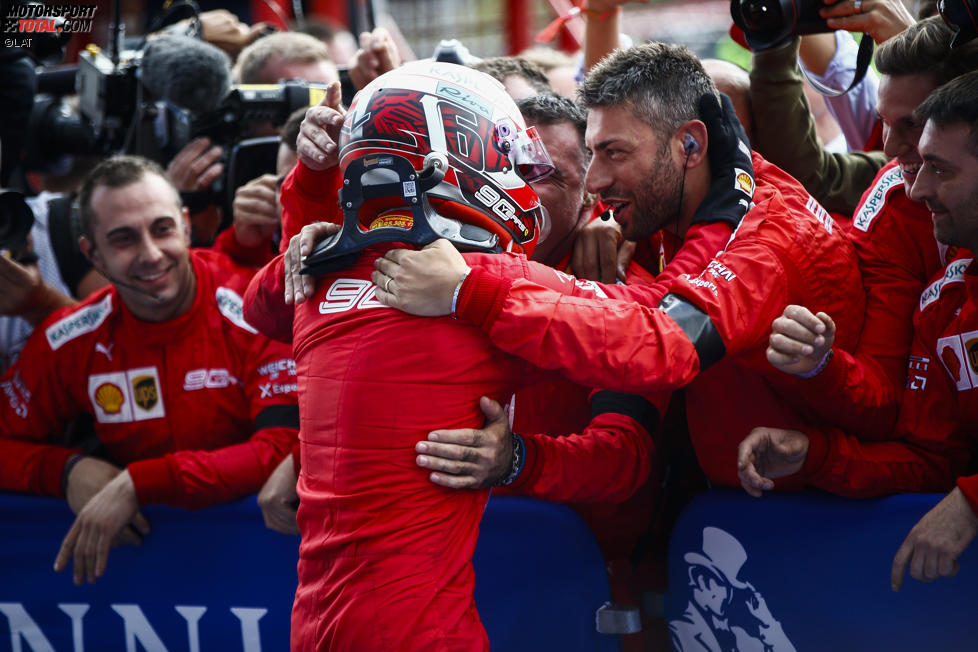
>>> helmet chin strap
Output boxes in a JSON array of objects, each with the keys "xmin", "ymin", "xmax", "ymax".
[{"xmin": 302, "ymin": 152, "xmax": 499, "ymax": 277}]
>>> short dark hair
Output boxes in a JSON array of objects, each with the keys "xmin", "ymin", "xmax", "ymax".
[
  {"xmin": 516, "ymin": 93, "xmax": 587, "ymax": 141},
  {"xmin": 77, "ymin": 155, "xmax": 179, "ymax": 240},
  {"xmin": 234, "ymin": 32, "xmax": 333, "ymax": 84},
  {"xmin": 914, "ymin": 70, "xmax": 978, "ymax": 156},
  {"xmin": 516, "ymin": 93, "xmax": 588, "ymax": 174},
  {"xmin": 280, "ymin": 107, "xmax": 308, "ymax": 152},
  {"xmin": 471, "ymin": 56, "xmax": 552, "ymax": 94},
  {"xmin": 875, "ymin": 16, "xmax": 978, "ymax": 85},
  {"xmin": 577, "ymin": 42, "xmax": 718, "ymax": 136}
]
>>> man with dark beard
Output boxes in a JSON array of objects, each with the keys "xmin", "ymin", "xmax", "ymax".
[{"xmin": 372, "ymin": 42, "xmax": 878, "ymax": 496}]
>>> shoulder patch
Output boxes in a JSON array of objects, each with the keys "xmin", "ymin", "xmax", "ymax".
[
  {"xmin": 45, "ymin": 293, "xmax": 113, "ymax": 351},
  {"xmin": 920, "ymin": 258, "xmax": 971, "ymax": 312},
  {"xmin": 852, "ymin": 166, "xmax": 903, "ymax": 233},
  {"xmin": 215, "ymin": 286, "xmax": 259, "ymax": 334},
  {"xmin": 805, "ymin": 195, "xmax": 833, "ymax": 234}
]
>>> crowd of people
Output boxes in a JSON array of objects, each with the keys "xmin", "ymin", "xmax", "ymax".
[{"xmin": 2, "ymin": 0, "xmax": 978, "ymax": 648}]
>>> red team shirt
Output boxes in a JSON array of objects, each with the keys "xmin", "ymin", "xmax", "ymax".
[
  {"xmin": 0, "ymin": 250, "xmax": 298, "ymax": 507},
  {"xmin": 245, "ymin": 161, "xmax": 655, "ymax": 650},
  {"xmin": 453, "ymin": 154, "xmax": 872, "ymax": 490},
  {"xmin": 801, "ymin": 160, "xmax": 964, "ymax": 438}
]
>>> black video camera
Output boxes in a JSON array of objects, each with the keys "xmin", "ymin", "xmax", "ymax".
[
  {"xmin": 160, "ymin": 80, "xmax": 329, "ymax": 231},
  {"xmin": 730, "ymin": 0, "xmax": 833, "ymax": 50},
  {"xmin": 162, "ymin": 81, "xmax": 330, "ymax": 158},
  {"xmin": 25, "ymin": 44, "xmax": 143, "ymax": 171}
]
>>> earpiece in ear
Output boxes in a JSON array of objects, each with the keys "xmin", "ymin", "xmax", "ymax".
[{"xmin": 683, "ymin": 133, "xmax": 699, "ymax": 154}]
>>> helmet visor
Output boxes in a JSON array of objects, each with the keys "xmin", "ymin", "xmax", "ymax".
[{"xmin": 511, "ymin": 126, "xmax": 555, "ymax": 182}]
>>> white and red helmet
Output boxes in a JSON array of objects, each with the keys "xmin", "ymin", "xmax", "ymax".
[{"xmin": 338, "ymin": 60, "xmax": 553, "ymax": 256}]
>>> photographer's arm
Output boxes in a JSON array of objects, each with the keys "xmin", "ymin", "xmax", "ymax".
[
  {"xmin": 0, "ymin": 252, "xmax": 75, "ymax": 326},
  {"xmin": 750, "ymin": 37, "xmax": 888, "ymax": 216},
  {"xmin": 211, "ymin": 174, "xmax": 279, "ymax": 267}
]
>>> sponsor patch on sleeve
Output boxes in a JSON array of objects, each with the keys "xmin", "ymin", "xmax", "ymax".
[
  {"xmin": 937, "ymin": 332, "xmax": 978, "ymax": 391},
  {"xmin": 919, "ymin": 258, "xmax": 971, "ymax": 312},
  {"xmin": 852, "ymin": 166, "xmax": 903, "ymax": 232},
  {"xmin": 734, "ymin": 168, "xmax": 754, "ymax": 198},
  {"xmin": 45, "ymin": 294, "xmax": 113, "ymax": 351},
  {"xmin": 216, "ymin": 287, "xmax": 259, "ymax": 334},
  {"xmin": 805, "ymin": 196, "xmax": 833, "ymax": 234}
]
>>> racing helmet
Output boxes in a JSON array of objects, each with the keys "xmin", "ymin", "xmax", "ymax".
[{"xmin": 316, "ymin": 60, "xmax": 553, "ymax": 271}]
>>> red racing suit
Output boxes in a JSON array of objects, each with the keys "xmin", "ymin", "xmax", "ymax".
[
  {"xmin": 799, "ymin": 160, "xmax": 964, "ymax": 438},
  {"xmin": 0, "ymin": 250, "xmax": 298, "ymax": 508},
  {"xmin": 798, "ymin": 253, "xmax": 975, "ymax": 497},
  {"xmin": 244, "ymin": 240, "xmax": 653, "ymax": 651},
  {"xmin": 502, "ymin": 259, "xmax": 662, "ymax": 563},
  {"xmin": 934, "ymin": 258, "xmax": 978, "ymax": 512},
  {"xmin": 452, "ymin": 153, "xmax": 873, "ymax": 490}
]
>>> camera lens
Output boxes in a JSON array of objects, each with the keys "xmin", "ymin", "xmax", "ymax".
[
  {"xmin": 744, "ymin": 0, "xmax": 785, "ymax": 30},
  {"xmin": 0, "ymin": 191, "xmax": 35, "ymax": 255}
]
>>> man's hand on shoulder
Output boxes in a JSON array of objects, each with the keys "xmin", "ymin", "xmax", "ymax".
[
  {"xmin": 283, "ymin": 222, "xmax": 340, "ymax": 305},
  {"xmin": 373, "ymin": 239, "xmax": 470, "ymax": 317}
]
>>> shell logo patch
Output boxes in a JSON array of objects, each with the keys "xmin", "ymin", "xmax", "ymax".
[
  {"xmin": 368, "ymin": 212, "xmax": 414, "ymax": 230},
  {"xmin": 88, "ymin": 367, "xmax": 166, "ymax": 423},
  {"xmin": 734, "ymin": 169, "xmax": 754, "ymax": 197},
  {"xmin": 95, "ymin": 383, "xmax": 124, "ymax": 414}
]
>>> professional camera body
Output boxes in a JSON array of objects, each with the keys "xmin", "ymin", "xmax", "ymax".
[
  {"xmin": 25, "ymin": 34, "xmax": 326, "ymax": 232},
  {"xmin": 0, "ymin": 191, "xmax": 35, "ymax": 260},
  {"xmin": 940, "ymin": 0, "xmax": 978, "ymax": 46},
  {"xmin": 730, "ymin": 0, "xmax": 832, "ymax": 50}
]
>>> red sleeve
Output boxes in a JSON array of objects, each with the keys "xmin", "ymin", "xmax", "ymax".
[
  {"xmin": 457, "ymin": 266, "xmax": 700, "ymax": 394},
  {"xmin": 0, "ymin": 305, "xmax": 93, "ymax": 497},
  {"xmin": 956, "ymin": 475, "xmax": 978, "ymax": 517},
  {"xmin": 243, "ymin": 254, "xmax": 294, "ymax": 343},
  {"xmin": 456, "ymin": 221, "xmax": 798, "ymax": 395},
  {"xmin": 795, "ymin": 177, "xmax": 933, "ymax": 439},
  {"xmin": 279, "ymin": 162, "xmax": 343, "ymax": 252},
  {"xmin": 210, "ymin": 226, "xmax": 275, "ymax": 269},
  {"xmin": 506, "ymin": 412, "xmax": 654, "ymax": 503},
  {"xmin": 796, "ymin": 303, "xmax": 968, "ymax": 497},
  {"xmin": 798, "ymin": 426, "xmax": 962, "ymax": 498},
  {"xmin": 128, "ymin": 327, "xmax": 298, "ymax": 509}
]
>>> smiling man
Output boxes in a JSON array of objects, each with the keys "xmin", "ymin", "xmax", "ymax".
[
  {"xmin": 372, "ymin": 42, "xmax": 870, "ymax": 494},
  {"xmin": 891, "ymin": 70, "xmax": 978, "ymax": 590},
  {"xmin": 751, "ymin": 19, "xmax": 978, "ymax": 444},
  {"xmin": 0, "ymin": 155, "xmax": 298, "ymax": 585}
]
